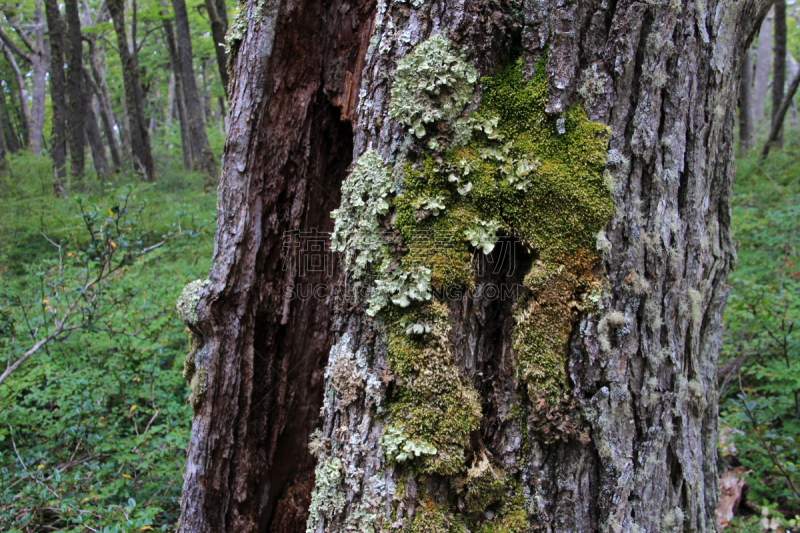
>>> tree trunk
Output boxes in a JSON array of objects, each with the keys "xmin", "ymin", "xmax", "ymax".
[
  {"xmin": 30, "ymin": 0, "xmax": 47, "ymax": 156},
  {"xmin": 0, "ymin": 91, "xmax": 20, "ymax": 154},
  {"xmin": 42, "ymin": 0, "xmax": 68, "ymax": 194},
  {"xmin": 64, "ymin": 0, "xmax": 85, "ymax": 178},
  {"xmin": 161, "ymin": 12, "xmax": 193, "ymax": 170},
  {"xmin": 772, "ymin": 0, "xmax": 786, "ymax": 148},
  {"xmin": 203, "ymin": 0, "xmax": 229, "ymax": 94},
  {"xmin": 0, "ymin": 108, "xmax": 7, "ymax": 173},
  {"xmin": 754, "ymin": 12, "xmax": 772, "ymax": 125},
  {"xmin": 84, "ymin": 84, "xmax": 110, "ymax": 177},
  {"xmin": 177, "ymin": 1, "xmax": 772, "ymax": 532},
  {"xmin": 1, "ymin": 44, "xmax": 33, "ymax": 149},
  {"xmin": 107, "ymin": 0, "xmax": 154, "ymax": 181},
  {"xmin": 172, "ymin": 0, "xmax": 217, "ymax": 185},
  {"xmin": 740, "ymin": 49, "xmax": 755, "ymax": 156},
  {"xmin": 85, "ymin": 38, "xmax": 122, "ymax": 171}
]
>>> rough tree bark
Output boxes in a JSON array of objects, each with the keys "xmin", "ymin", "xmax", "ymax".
[
  {"xmin": 107, "ymin": 0, "xmax": 154, "ymax": 181},
  {"xmin": 42, "ymin": 0, "xmax": 68, "ymax": 193},
  {"xmin": 171, "ymin": 0, "xmax": 217, "ymax": 184},
  {"xmin": 176, "ymin": 1, "xmax": 772, "ymax": 532},
  {"xmin": 772, "ymin": 0, "xmax": 786, "ymax": 148},
  {"xmin": 754, "ymin": 12, "xmax": 772, "ymax": 125},
  {"xmin": 64, "ymin": 0, "xmax": 85, "ymax": 178},
  {"xmin": 740, "ymin": 49, "xmax": 755, "ymax": 156}
]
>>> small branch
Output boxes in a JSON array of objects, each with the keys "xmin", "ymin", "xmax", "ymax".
[{"xmin": 761, "ymin": 65, "xmax": 800, "ymax": 158}]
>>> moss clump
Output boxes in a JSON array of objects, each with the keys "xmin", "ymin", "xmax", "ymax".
[
  {"xmin": 384, "ymin": 302, "xmax": 482, "ymax": 476},
  {"xmin": 457, "ymin": 452, "xmax": 506, "ymax": 514},
  {"xmin": 392, "ymin": 57, "xmax": 611, "ymax": 304},
  {"xmin": 407, "ymin": 499, "xmax": 468, "ymax": 533},
  {"xmin": 390, "ymin": 34, "xmax": 478, "ymax": 138},
  {"xmin": 513, "ymin": 251, "xmax": 603, "ymax": 397}
]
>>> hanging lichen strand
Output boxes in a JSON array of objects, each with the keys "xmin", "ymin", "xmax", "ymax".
[{"xmin": 309, "ymin": 34, "xmax": 613, "ymax": 533}]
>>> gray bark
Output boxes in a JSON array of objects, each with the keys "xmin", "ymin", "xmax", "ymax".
[
  {"xmin": 85, "ymin": 34, "xmax": 123, "ymax": 170},
  {"xmin": 740, "ymin": 49, "xmax": 755, "ymax": 155},
  {"xmin": 754, "ymin": 12, "xmax": 772, "ymax": 125},
  {"xmin": 30, "ymin": 0, "xmax": 47, "ymax": 156},
  {"xmin": 161, "ymin": 10, "xmax": 193, "ymax": 170},
  {"xmin": 64, "ymin": 0, "xmax": 86, "ymax": 178},
  {"xmin": 772, "ymin": 0, "xmax": 786, "ymax": 147},
  {"xmin": 171, "ymin": 0, "xmax": 217, "ymax": 184},
  {"xmin": 177, "ymin": 0, "xmax": 773, "ymax": 532},
  {"xmin": 43, "ymin": 0, "xmax": 68, "ymax": 193},
  {"xmin": 1, "ymin": 43, "xmax": 33, "ymax": 149},
  {"xmin": 84, "ymin": 84, "xmax": 110, "ymax": 177},
  {"xmin": 108, "ymin": 0, "xmax": 154, "ymax": 180}
]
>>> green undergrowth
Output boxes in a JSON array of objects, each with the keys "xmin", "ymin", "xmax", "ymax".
[
  {"xmin": 0, "ymin": 153, "xmax": 215, "ymax": 532},
  {"xmin": 719, "ymin": 127, "xmax": 800, "ymax": 521}
]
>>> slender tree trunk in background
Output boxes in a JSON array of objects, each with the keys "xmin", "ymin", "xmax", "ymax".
[
  {"xmin": 772, "ymin": 0, "xmax": 786, "ymax": 148},
  {"xmin": 176, "ymin": 1, "xmax": 772, "ymax": 532},
  {"xmin": 0, "ymin": 92, "xmax": 19, "ymax": 154},
  {"xmin": 761, "ymin": 61, "xmax": 800, "ymax": 157},
  {"xmin": 64, "ymin": 0, "xmax": 86, "ymax": 179},
  {"xmin": 1, "ymin": 45, "xmax": 33, "ymax": 149},
  {"xmin": 217, "ymin": 97, "xmax": 225, "ymax": 135},
  {"xmin": 172, "ymin": 0, "xmax": 217, "ymax": 185},
  {"xmin": 43, "ymin": 0, "xmax": 68, "ymax": 193},
  {"xmin": 161, "ymin": 13, "xmax": 193, "ymax": 170},
  {"xmin": 755, "ymin": 12, "xmax": 772, "ymax": 125},
  {"xmin": 741, "ymin": 49, "xmax": 755, "ymax": 156},
  {"xmin": 85, "ymin": 39, "xmax": 122, "ymax": 170},
  {"xmin": 107, "ymin": 0, "xmax": 154, "ymax": 181},
  {"xmin": 0, "ymin": 112, "xmax": 7, "ymax": 172},
  {"xmin": 28, "ymin": 0, "xmax": 47, "ymax": 156},
  {"xmin": 84, "ymin": 86, "xmax": 110, "ymax": 177},
  {"xmin": 203, "ymin": 0, "xmax": 229, "ymax": 94},
  {"xmin": 166, "ymin": 71, "xmax": 175, "ymax": 132}
]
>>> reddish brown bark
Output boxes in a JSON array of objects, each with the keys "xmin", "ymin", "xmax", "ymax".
[{"xmin": 177, "ymin": 0, "xmax": 373, "ymax": 531}]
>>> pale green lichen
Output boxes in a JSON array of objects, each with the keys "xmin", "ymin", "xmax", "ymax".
[
  {"xmin": 306, "ymin": 457, "xmax": 346, "ymax": 532},
  {"xmin": 176, "ymin": 279, "xmax": 210, "ymax": 408},
  {"xmin": 331, "ymin": 150, "xmax": 394, "ymax": 279},
  {"xmin": 367, "ymin": 265, "xmax": 432, "ymax": 315},
  {"xmin": 464, "ymin": 219, "xmax": 503, "ymax": 254},
  {"xmin": 176, "ymin": 279, "xmax": 208, "ymax": 326},
  {"xmin": 381, "ymin": 424, "xmax": 438, "ymax": 462},
  {"xmin": 389, "ymin": 34, "xmax": 478, "ymax": 138}
]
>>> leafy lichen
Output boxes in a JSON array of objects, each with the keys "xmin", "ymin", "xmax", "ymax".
[
  {"xmin": 389, "ymin": 34, "xmax": 478, "ymax": 138},
  {"xmin": 306, "ymin": 457, "xmax": 346, "ymax": 532},
  {"xmin": 331, "ymin": 150, "xmax": 394, "ymax": 280}
]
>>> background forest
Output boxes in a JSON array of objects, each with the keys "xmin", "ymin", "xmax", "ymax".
[{"xmin": 0, "ymin": 0, "xmax": 797, "ymax": 531}]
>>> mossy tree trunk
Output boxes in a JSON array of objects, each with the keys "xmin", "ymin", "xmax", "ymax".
[{"xmin": 178, "ymin": 1, "xmax": 771, "ymax": 532}]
